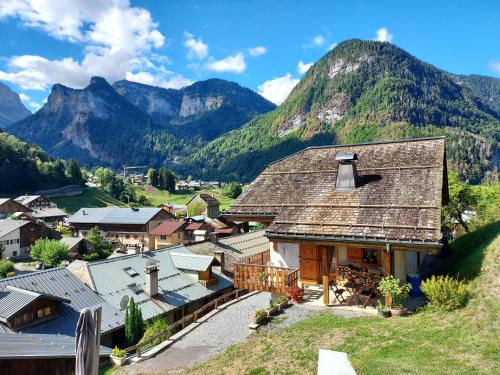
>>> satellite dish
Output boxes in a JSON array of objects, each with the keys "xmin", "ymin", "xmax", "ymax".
[
  {"xmin": 146, "ymin": 259, "xmax": 157, "ymax": 267},
  {"xmin": 119, "ymin": 295, "xmax": 129, "ymax": 310}
]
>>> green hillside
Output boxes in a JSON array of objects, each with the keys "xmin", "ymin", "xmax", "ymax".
[{"xmin": 187, "ymin": 40, "xmax": 499, "ymax": 183}]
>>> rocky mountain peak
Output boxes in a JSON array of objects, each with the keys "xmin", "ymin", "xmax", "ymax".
[{"xmin": 0, "ymin": 82, "xmax": 31, "ymax": 128}]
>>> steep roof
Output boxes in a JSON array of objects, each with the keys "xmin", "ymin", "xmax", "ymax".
[
  {"xmin": 187, "ymin": 193, "xmax": 220, "ymax": 206},
  {"xmin": 68, "ymin": 207, "xmax": 162, "ymax": 225},
  {"xmin": 224, "ymin": 138, "xmax": 448, "ymax": 246},
  {"xmin": 0, "ymin": 219, "xmax": 31, "ymax": 238},
  {"xmin": 76, "ymin": 246, "xmax": 232, "ymax": 321},
  {"xmin": 0, "ymin": 268, "xmax": 123, "ymax": 335},
  {"xmin": 150, "ymin": 221, "xmax": 186, "ymax": 236}
]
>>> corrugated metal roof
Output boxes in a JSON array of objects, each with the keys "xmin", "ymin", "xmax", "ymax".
[
  {"xmin": 68, "ymin": 207, "xmax": 162, "ymax": 225},
  {"xmin": 82, "ymin": 246, "xmax": 232, "ymax": 321},
  {"xmin": 30, "ymin": 207, "xmax": 67, "ymax": 219},
  {"xmin": 0, "ymin": 219, "xmax": 30, "ymax": 237},
  {"xmin": 169, "ymin": 252, "xmax": 215, "ymax": 272},
  {"xmin": 0, "ymin": 268, "xmax": 124, "ymax": 336},
  {"xmin": 0, "ymin": 333, "xmax": 111, "ymax": 359},
  {"xmin": 14, "ymin": 195, "xmax": 42, "ymax": 206}
]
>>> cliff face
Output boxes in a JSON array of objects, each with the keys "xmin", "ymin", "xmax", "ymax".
[{"xmin": 0, "ymin": 82, "xmax": 31, "ymax": 128}]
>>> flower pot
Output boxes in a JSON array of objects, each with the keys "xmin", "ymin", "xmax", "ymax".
[
  {"xmin": 390, "ymin": 308, "xmax": 407, "ymax": 317},
  {"xmin": 267, "ymin": 305, "xmax": 279, "ymax": 316},
  {"xmin": 279, "ymin": 301, "xmax": 289, "ymax": 310},
  {"xmin": 110, "ymin": 355, "xmax": 127, "ymax": 367},
  {"xmin": 252, "ymin": 314, "xmax": 266, "ymax": 325},
  {"xmin": 377, "ymin": 310, "xmax": 392, "ymax": 318}
]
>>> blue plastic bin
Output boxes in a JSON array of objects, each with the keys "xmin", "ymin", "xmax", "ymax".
[{"xmin": 407, "ymin": 273, "xmax": 422, "ymax": 297}]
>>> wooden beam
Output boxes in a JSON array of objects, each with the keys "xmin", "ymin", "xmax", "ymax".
[
  {"xmin": 321, "ymin": 246, "xmax": 329, "ymax": 305},
  {"xmin": 384, "ymin": 244, "xmax": 392, "ymax": 306}
]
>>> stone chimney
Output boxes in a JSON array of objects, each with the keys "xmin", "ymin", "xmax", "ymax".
[
  {"xmin": 145, "ymin": 262, "xmax": 159, "ymax": 296},
  {"xmin": 335, "ymin": 152, "xmax": 358, "ymax": 192},
  {"xmin": 214, "ymin": 250, "xmax": 225, "ymax": 273}
]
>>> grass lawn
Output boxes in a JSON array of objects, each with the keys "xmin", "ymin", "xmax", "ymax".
[
  {"xmin": 51, "ymin": 187, "xmax": 125, "ymax": 214},
  {"xmin": 186, "ymin": 222, "xmax": 500, "ymax": 375},
  {"xmin": 135, "ymin": 186, "xmax": 235, "ymax": 211}
]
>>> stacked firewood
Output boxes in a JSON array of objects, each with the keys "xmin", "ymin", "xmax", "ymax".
[{"xmin": 337, "ymin": 265, "xmax": 382, "ymax": 290}]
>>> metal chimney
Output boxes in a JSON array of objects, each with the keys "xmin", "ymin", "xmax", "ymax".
[{"xmin": 335, "ymin": 152, "xmax": 358, "ymax": 192}]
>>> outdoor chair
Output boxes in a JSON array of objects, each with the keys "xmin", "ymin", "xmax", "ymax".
[{"xmin": 329, "ymin": 280, "xmax": 346, "ymax": 305}]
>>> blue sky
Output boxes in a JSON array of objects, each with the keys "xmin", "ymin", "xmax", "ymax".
[{"xmin": 0, "ymin": 0, "xmax": 499, "ymax": 111}]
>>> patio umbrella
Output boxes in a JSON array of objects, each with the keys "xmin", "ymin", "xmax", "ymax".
[{"xmin": 75, "ymin": 308, "xmax": 97, "ymax": 375}]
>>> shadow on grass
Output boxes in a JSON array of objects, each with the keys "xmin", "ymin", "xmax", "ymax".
[{"xmin": 447, "ymin": 221, "xmax": 500, "ymax": 281}]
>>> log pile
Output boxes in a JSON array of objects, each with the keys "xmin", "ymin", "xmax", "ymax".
[{"xmin": 337, "ymin": 265, "xmax": 382, "ymax": 289}]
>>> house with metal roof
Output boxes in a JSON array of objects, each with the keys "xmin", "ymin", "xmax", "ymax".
[
  {"xmin": 223, "ymin": 138, "xmax": 449, "ymax": 304},
  {"xmin": 68, "ymin": 206, "xmax": 175, "ymax": 251},
  {"xmin": 0, "ymin": 268, "xmax": 124, "ymax": 347},
  {"xmin": 69, "ymin": 246, "xmax": 232, "ymax": 324},
  {"xmin": 0, "ymin": 198, "xmax": 31, "ymax": 219},
  {"xmin": 14, "ymin": 195, "xmax": 55, "ymax": 210},
  {"xmin": 149, "ymin": 220, "xmax": 187, "ymax": 249},
  {"xmin": 0, "ymin": 219, "xmax": 56, "ymax": 259}
]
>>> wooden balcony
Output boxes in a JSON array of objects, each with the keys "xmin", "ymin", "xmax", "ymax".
[{"xmin": 233, "ymin": 263, "xmax": 299, "ymax": 295}]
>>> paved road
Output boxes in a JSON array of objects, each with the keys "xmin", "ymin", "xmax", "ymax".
[{"xmin": 122, "ymin": 292, "xmax": 370, "ymax": 375}]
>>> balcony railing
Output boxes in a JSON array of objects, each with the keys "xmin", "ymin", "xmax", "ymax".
[{"xmin": 233, "ymin": 263, "xmax": 299, "ymax": 295}]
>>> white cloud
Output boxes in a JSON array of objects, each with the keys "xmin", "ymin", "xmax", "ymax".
[
  {"xmin": 489, "ymin": 61, "xmax": 500, "ymax": 74},
  {"xmin": 0, "ymin": 0, "xmax": 181, "ymax": 91},
  {"xmin": 375, "ymin": 27, "xmax": 393, "ymax": 43},
  {"xmin": 248, "ymin": 46, "xmax": 267, "ymax": 57},
  {"xmin": 19, "ymin": 92, "xmax": 30, "ymax": 103},
  {"xmin": 17, "ymin": 92, "xmax": 41, "ymax": 111},
  {"xmin": 313, "ymin": 34, "xmax": 325, "ymax": 46},
  {"xmin": 184, "ymin": 32, "xmax": 209, "ymax": 60},
  {"xmin": 257, "ymin": 73, "xmax": 299, "ymax": 105},
  {"xmin": 297, "ymin": 60, "xmax": 313, "ymax": 74},
  {"xmin": 205, "ymin": 53, "xmax": 246, "ymax": 73},
  {"xmin": 125, "ymin": 70, "xmax": 193, "ymax": 89}
]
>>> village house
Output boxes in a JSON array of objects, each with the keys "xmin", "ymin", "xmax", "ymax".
[
  {"xmin": 150, "ymin": 220, "xmax": 188, "ymax": 249},
  {"xmin": 19, "ymin": 207, "xmax": 68, "ymax": 227},
  {"xmin": 0, "ymin": 219, "xmax": 59, "ymax": 259},
  {"xmin": 223, "ymin": 138, "xmax": 449, "ymax": 304},
  {"xmin": 59, "ymin": 237, "xmax": 95, "ymax": 261},
  {"xmin": 14, "ymin": 195, "xmax": 55, "ymax": 210},
  {"xmin": 67, "ymin": 206, "xmax": 174, "ymax": 251},
  {"xmin": 186, "ymin": 193, "xmax": 220, "ymax": 219},
  {"xmin": 68, "ymin": 246, "xmax": 232, "ymax": 326},
  {"xmin": 0, "ymin": 268, "xmax": 124, "ymax": 347},
  {"xmin": 0, "ymin": 198, "xmax": 31, "ymax": 219}
]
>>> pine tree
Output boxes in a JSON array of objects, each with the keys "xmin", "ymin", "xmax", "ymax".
[{"xmin": 124, "ymin": 298, "xmax": 145, "ymax": 346}]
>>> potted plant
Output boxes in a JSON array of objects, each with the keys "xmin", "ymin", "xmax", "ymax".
[
  {"xmin": 267, "ymin": 298, "xmax": 279, "ymax": 316},
  {"xmin": 252, "ymin": 309, "xmax": 268, "ymax": 324},
  {"xmin": 277, "ymin": 295, "xmax": 289, "ymax": 309},
  {"xmin": 110, "ymin": 346, "xmax": 127, "ymax": 367},
  {"xmin": 378, "ymin": 276, "xmax": 411, "ymax": 316},
  {"xmin": 286, "ymin": 285, "xmax": 305, "ymax": 303},
  {"xmin": 376, "ymin": 301, "xmax": 391, "ymax": 318}
]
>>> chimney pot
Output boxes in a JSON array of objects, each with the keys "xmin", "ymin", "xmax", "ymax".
[
  {"xmin": 214, "ymin": 250, "xmax": 225, "ymax": 273},
  {"xmin": 335, "ymin": 152, "xmax": 358, "ymax": 192},
  {"xmin": 145, "ymin": 263, "xmax": 159, "ymax": 296}
]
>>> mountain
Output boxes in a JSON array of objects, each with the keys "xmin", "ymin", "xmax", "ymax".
[
  {"xmin": 10, "ymin": 77, "xmax": 275, "ymax": 168},
  {"xmin": 453, "ymin": 74, "xmax": 500, "ymax": 114},
  {"xmin": 112, "ymin": 78, "xmax": 275, "ymax": 141},
  {"xmin": 187, "ymin": 40, "xmax": 500, "ymax": 183},
  {"xmin": 0, "ymin": 82, "xmax": 31, "ymax": 128}
]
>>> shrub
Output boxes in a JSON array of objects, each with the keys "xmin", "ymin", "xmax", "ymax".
[
  {"xmin": 286, "ymin": 285, "xmax": 305, "ymax": 302},
  {"xmin": 6, "ymin": 271, "xmax": 16, "ymax": 277},
  {"xmin": 254, "ymin": 309, "xmax": 267, "ymax": 320},
  {"xmin": 124, "ymin": 298, "xmax": 145, "ymax": 346},
  {"xmin": 0, "ymin": 260, "xmax": 15, "ymax": 278},
  {"xmin": 30, "ymin": 238, "xmax": 69, "ymax": 267},
  {"xmin": 420, "ymin": 275, "xmax": 469, "ymax": 311},
  {"xmin": 83, "ymin": 253, "xmax": 101, "ymax": 262},
  {"xmin": 378, "ymin": 275, "xmax": 411, "ymax": 308},
  {"xmin": 111, "ymin": 346, "xmax": 125, "ymax": 358},
  {"xmin": 139, "ymin": 317, "xmax": 171, "ymax": 350}
]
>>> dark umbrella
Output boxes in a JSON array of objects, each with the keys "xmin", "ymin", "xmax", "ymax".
[{"xmin": 75, "ymin": 308, "xmax": 98, "ymax": 375}]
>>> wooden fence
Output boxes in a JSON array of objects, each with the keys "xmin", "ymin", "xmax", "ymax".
[
  {"xmin": 238, "ymin": 250, "xmax": 270, "ymax": 266},
  {"xmin": 124, "ymin": 288, "xmax": 248, "ymax": 358},
  {"xmin": 233, "ymin": 263, "xmax": 299, "ymax": 295}
]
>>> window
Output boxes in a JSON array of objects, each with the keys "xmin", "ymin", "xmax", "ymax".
[
  {"xmin": 160, "ymin": 235, "xmax": 167, "ymax": 240},
  {"xmin": 134, "ymin": 235, "xmax": 138, "ymax": 239},
  {"xmin": 16, "ymin": 239, "xmax": 19, "ymax": 243},
  {"xmin": 362, "ymin": 248, "xmax": 380, "ymax": 266},
  {"xmin": 12, "ymin": 251, "xmax": 17, "ymax": 256},
  {"xmin": 23, "ymin": 312, "xmax": 32, "ymax": 323}
]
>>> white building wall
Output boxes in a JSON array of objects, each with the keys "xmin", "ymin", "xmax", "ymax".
[
  {"xmin": 270, "ymin": 242, "xmax": 299, "ymax": 269},
  {"xmin": 0, "ymin": 229, "xmax": 21, "ymax": 258}
]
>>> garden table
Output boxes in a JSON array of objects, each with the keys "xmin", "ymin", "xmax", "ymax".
[{"xmin": 343, "ymin": 282, "xmax": 363, "ymax": 306}]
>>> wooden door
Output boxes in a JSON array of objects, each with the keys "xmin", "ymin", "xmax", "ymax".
[{"xmin": 300, "ymin": 244, "xmax": 320, "ymax": 283}]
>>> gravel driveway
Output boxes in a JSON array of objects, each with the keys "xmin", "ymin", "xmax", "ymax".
[{"xmin": 121, "ymin": 292, "xmax": 370, "ymax": 374}]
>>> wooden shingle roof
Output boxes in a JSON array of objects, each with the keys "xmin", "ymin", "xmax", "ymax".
[{"xmin": 224, "ymin": 138, "xmax": 448, "ymax": 246}]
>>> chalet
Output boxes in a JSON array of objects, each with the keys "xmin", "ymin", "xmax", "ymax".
[
  {"xmin": 186, "ymin": 193, "xmax": 220, "ymax": 219},
  {"xmin": 68, "ymin": 246, "xmax": 232, "ymax": 325},
  {"xmin": 223, "ymin": 138, "xmax": 449, "ymax": 304},
  {"xmin": 150, "ymin": 221, "xmax": 188, "ymax": 249},
  {"xmin": 0, "ymin": 268, "xmax": 124, "ymax": 347},
  {"xmin": 0, "ymin": 220, "xmax": 58, "ymax": 259},
  {"xmin": 21, "ymin": 207, "xmax": 68, "ymax": 227},
  {"xmin": 0, "ymin": 199, "xmax": 31, "ymax": 219},
  {"xmin": 14, "ymin": 195, "xmax": 54, "ymax": 210},
  {"xmin": 68, "ymin": 207, "xmax": 174, "ymax": 251}
]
